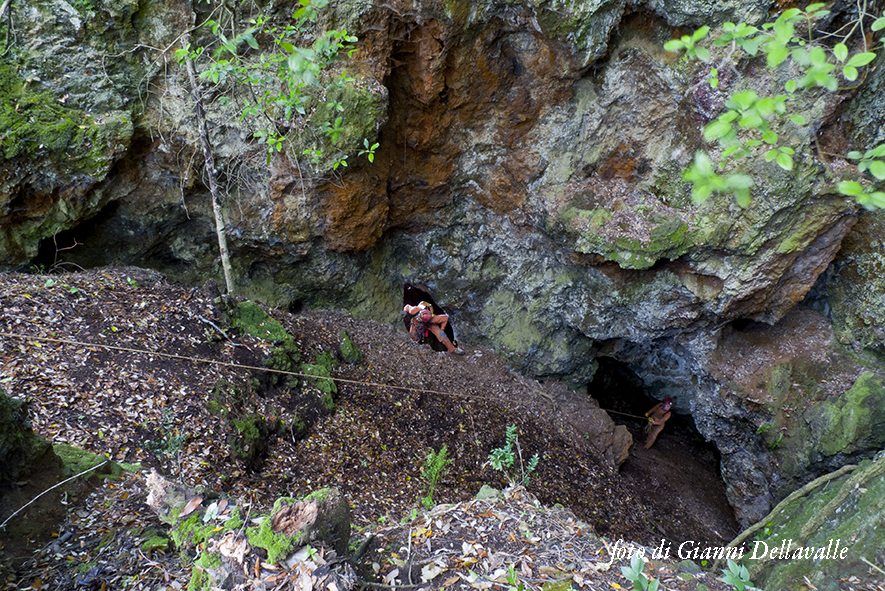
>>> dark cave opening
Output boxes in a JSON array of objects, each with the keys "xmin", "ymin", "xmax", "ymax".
[
  {"xmin": 588, "ymin": 356, "xmax": 740, "ymax": 546},
  {"xmin": 589, "ymin": 357, "xmax": 711, "ymax": 449}
]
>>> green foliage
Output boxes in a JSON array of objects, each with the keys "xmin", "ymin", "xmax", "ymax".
[
  {"xmin": 147, "ymin": 409, "xmax": 188, "ymax": 457},
  {"xmin": 767, "ymin": 431, "xmax": 784, "ymax": 450},
  {"xmin": 665, "ymin": 4, "xmax": 885, "ymax": 209},
  {"xmin": 175, "ymin": 0, "xmax": 373, "ymax": 168},
  {"xmin": 505, "ymin": 563, "xmax": 526, "ymax": 591},
  {"xmin": 487, "ymin": 425, "xmax": 539, "ymax": 487},
  {"xmin": 663, "ymin": 25, "xmax": 711, "ymax": 62},
  {"xmin": 720, "ymin": 558, "xmax": 754, "ymax": 590},
  {"xmin": 419, "ymin": 445, "xmax": 452, "ymax": 509},
  {"xmin": 620, "ymin": 554, "xmax": 660, "ymax": 591}
]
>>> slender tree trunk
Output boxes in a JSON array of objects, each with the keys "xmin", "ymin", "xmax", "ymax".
[{"xmin": 182, "ymin": 32, "xmax": 235, "ymax": 295}]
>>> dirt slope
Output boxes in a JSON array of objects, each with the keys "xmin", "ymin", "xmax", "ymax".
[{"xmin": 0, "ymin": 267, "xmax": 737, "ymax": 589}]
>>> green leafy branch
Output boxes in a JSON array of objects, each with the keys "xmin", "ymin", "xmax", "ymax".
[
  {"xmin": 419, "ymin": 445, "xmax": 452, "ymax": 510},
  {"xmin": 620, "ymin": 555, "xmax": 659, "ymax": 591},
  {"xmin": 720, "ymin": 559, "xmax": 755, "ymax": 591},
  {"xmin": 665, "ymin": 3, "xmax": 885, "ymax": 208},
  {"xmin": 487, "ymin": 425, "xmax": 539, "ymax": 487},
  {"xmin": 177, "ymin": 0, "xmax": 372, "ymax": 169}
]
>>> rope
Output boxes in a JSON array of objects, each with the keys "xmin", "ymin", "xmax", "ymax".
[
  {"xmin": 600, "ymin": 409, "xmax": 649, "ymax": 421},
  {"xmin": 2, "ymin": 331, "xmax": 649, "ymax": 420},
  {"xmin": 0, "ymin": 331, "xmax": 479, "ymax": 400}
]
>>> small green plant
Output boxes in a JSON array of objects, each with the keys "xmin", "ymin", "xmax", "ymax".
[
  {"xmin": 720, "ymin": 558, "xmax": 754, "ymax": 591},
  {"xmin": 147, "ymin": 409, "xmax": 188, "ymax": 457},
  {"xmin": 487, "ymin": 425, "xmax": 539, "ymax": 486},
  {"xmin": 753, "ymin": 522, "xmax": 773, "ymax": 541},
  {"xmin": 505, "ymin": 563, "xmax": 526, "ymax": 591},
  {"xmin": 420, "ymin": 445, "xmax": 452, "ymax": 510},
  {"xmin": 767, "ymin": 432, "xmax": 784, "ymax": 450},
  {"xmin": 620, "ymin": 554, "xmax": 659, "ymax": 591}
]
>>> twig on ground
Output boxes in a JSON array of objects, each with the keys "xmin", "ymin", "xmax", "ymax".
[{"xmin": 0, "ymin": 459, "xmax": 110, "ymax": 530}]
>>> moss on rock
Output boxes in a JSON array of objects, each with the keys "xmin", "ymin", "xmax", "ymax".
[
  {"xmin": 807, "ymin": 373, "xmax": 885, "ymax": 457},
  {"xmin": 230, "ymin": 301, "xmax": 293, "ymax": 344},
  {"xmin": 750, "ymin": 454, "xmax": 885, "ymax": 590},
  {"xmin": 301, "ymin": 350, "xmax": 339, "ymax": 400},
  {"xmin": 339, "ymin": 329, "xmax": 362, "ymax": 364},
  {"xmin": 53, "ymin": 443, "xmax": 126, "ymax": 480}
]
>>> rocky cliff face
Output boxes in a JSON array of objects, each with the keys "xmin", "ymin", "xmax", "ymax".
[{"xmin": 2, "ymin": 0, "xmax": 884, "ymax": 532}]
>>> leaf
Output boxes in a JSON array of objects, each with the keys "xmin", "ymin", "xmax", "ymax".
[
  {"xmin": 869, "ymin": 160, "xmax": 885, "ymax": 180},
  {"xmin": 755, "ymin": 97, "xmax": 775, "ymax": 117},
  {"xmin": 767, "ymin": 43, "xmax": 790, "ymax": 68},
  {"xmin": 789, "ymin": 114, "xmax": 807, "ymax": 125},
  {"xmin": 693, "ymin": 151, "xmax": 714, "ymax": 176},
  {"xmin": 663, "ymin": 39, "xmax": 685, "ymax": 52},
  {"xmin": 694, "ymin": 47, "xmax": 711, "ymax": 62},
  {"xmin": 784, "ymin": 79, "xmax": 797, "ymax": 93},
  {"xmin": 244, "ymin": 32, "xmax": 259, "ymax": 51},
  {"xmin": 739, "ymin": 36, "xmax": 764, "ymax": 55},
  {"xmin": 703, "ymin": 118, "xmax": 734, "ymax": 141},
  {"xmin": 873, "ymin": 17, "xmax": 885, "ymax": 31},
  {"xmin": 731, "ymin": 89, "xmax": 758, "ymax": 110},
  {"xmin": 692, "ymin": 25, "xmax": 710, "ymax": 41},
  {"xmin": 762, "ymin": 130, "xmax": 778, "ymax": 144},
  {"xmin": 727, "ymin": 174, "xmax": 754, "ymax": 190},
  {"xmin": 776, "ymin": 152, "xmax": 794, "ymax": 171},
  {"xmin": 836, "ymin": 181, "xmax": 863, "ymax": 196},
  {"xmin": 833, "ymin": 43, "xmax": 848, "ymax": 62},
  {"xmin": 846, "ymin": 52, "xmax": 877, "ymax": 68},
  {"xmin": 842, "ymin": 66, "xmax": 859, "ymax": 81},
  {"xmin": 180, "ymin": 496, "xmax": 204, "ymax": 518}
]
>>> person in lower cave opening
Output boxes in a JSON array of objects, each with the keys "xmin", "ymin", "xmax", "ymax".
[
  {"xmin": 403, "ymin": 302, "xmax": 464, "ymax": 355},
  {"xmin": 643, "ymin": 397, "xmax": 673, "ymax": 449}
]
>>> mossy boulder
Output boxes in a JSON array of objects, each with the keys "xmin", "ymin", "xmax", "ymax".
[
  {"xmin": 748, "ymin": 454, "xmax": 885, "ymax": 590},
  {"xmin": 247, "ymin": 488, "xmax": 351, "ymax": 563},
  {"xmin": 230, "ymin": 301, "xmax": 294, "ymax": 345},
  {"xmin": 0, "ymin": 388, "xmax": 60, "ymax": 486},
  {"xmin": 339, "ymin": 329, "xmax": 363, "ymax": 364},
  {"xmin": 228, "ymin": 413, "xmax": 276, "ymax": 470},
  {"xmin": 53, "ymin": 443, "xmax": 127, "ymax": 480}
]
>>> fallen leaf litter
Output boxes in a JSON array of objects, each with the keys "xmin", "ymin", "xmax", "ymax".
[{"xmin": 0, "ymin": 267, "xmax": 734, "ymax": 590}]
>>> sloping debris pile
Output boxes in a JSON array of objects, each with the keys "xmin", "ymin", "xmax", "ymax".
[{"xmin": 365, "ymin": 486, "xmax": 732, "ymax": 591}]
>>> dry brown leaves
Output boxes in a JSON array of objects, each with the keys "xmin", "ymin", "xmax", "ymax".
[
  {"xmin": 369, "ymin": 486, "xmax": 730, "ymax": 591},
  {"xmin": 0, "ymin": 267, "xmax": 731, "ymax": 590}
]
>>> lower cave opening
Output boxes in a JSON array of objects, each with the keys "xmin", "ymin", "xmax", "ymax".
[{"xmin": 588, "ymin": 357, "xmax": 741, "ymax": 548}]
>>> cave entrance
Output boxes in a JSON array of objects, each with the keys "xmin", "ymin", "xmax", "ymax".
[{"xmin": 588, "ymin": 357, "xmax": 740, "ymax": 547}]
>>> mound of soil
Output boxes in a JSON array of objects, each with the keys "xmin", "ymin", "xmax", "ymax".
[{"xmin": 0, "ymin": 267, "xmax": 738, "ymax": 588}]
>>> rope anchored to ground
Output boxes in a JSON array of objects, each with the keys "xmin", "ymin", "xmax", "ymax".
[
  {"xmin": 0, "ymin": 331, "xmax": 479, "ymax": 400},
  {"xmin": 1, "ymin": 331, "xmax": 641, "ymax": 420}
]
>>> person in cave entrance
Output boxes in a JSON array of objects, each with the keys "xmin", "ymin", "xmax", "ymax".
[
  {"xmin": 643, "ymin": 397, "xmax": 673, "ymax": 449},
  {"xmin": 403, "ymin": 301, "xmax": 465, "ymax": 355}
]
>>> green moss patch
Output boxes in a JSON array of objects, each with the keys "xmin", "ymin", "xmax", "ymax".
[
  {"xmin": 53, "ymin": 443, "xmax": 124, "ymax": 480},
  {"xmin": 246, "ymin": 497, "xmax": 309, "ymax": 564},
  {"xmin": 339, "ymin": 330, "xmax": 363, "ymax": 364},
  {"xmin": 230, "ymin": 301, "xmax": 293, "ymax": 343},
  {"xmin": 0, "ymin": 61, "xmax": 131, "ymax": 175}
]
